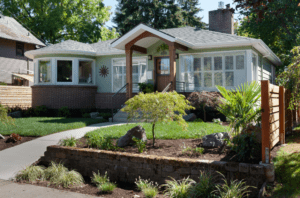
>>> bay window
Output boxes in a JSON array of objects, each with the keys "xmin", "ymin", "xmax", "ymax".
[
  {"xmin": 79, "ymin": 60, "xmax": 93, "ymax": 84},
  {"xmin": 57, "ymin": 60, "xmax": 73, "ymax": 82},
  {"xmin": 38, "ymin": 60, "xmax": 51, "ymax": 83}
]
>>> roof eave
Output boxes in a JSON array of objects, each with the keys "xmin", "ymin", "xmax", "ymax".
[{"xmin": 25, "ymin": 50, "xmax": 96, "ymax": 59}]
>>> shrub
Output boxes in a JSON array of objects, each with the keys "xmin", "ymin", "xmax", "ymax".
[
  {"xmin": 99, "ymin": 182, "xmax": 117, "ymax": 193},
  {"xmin": 182, "ymin": 146, "xmax": 204, "ymax": 156},
  {"xmin": 214, "ymin": 172, "xmax": 254, "ymax": 198},
  {"xmin": 98, "ymin": 113, "xmax": 112, "ymax": 120},
  {"xmin": 0, "ymin": 82, "xmax": 7, "ymax": 85},
  {"xmin": 82, "ymin": 113, "xmax": 90, "ymax": 118},
  {"xmin": 15, "ymin": 165, "xmax": 45, "ymax": 182},
  {"xmin": 143, "ymin": 186, "xmax": 159, "ymax": 198},
  {"xmin": 86, "ymin": 134, "xmax": 118, "ymax": 150},
  {"xmin": 122, "ymin": 92, "xmax": 194, "ymax": 146},
  {"xmin": 0, "ymin": 104, "xmax": 14, "ymax": 126},
  {"xmin": 162, "ymin": 177, "xmax": 195, "ymax": 198},
  {"xmin": 91, "ymin": 171, "xmax": 109, "ymax": 186},
  {"xmin": 188, "ymin": 171, "xmax": 216, "ymax": 198},
  {"xmin": 212, "ymin": 118, "xmax": 222, "ymax": 125},
  {"xmin": 59, "ymin": 136, "xmax": 77, "ymax": 147},
  {"xmin": 34, "ymin": 105, "xmax": 48, "ymax": 117},
  {"xmin": 58, "ymin": 106, "xmax": 71, "ymax": 117},
  {"xmin": 132, "ymin": 136, "xmax": 147, "ymax": 153},
  {"xmin": 231, "ymin": 132, "xmax": 261, "ymax": 163},
  {"xmin": 138, "ymin": 83, "xmax": 154, "ymax": 93},
  {"xmin": 23, "ymin": 107, "xmax": 35, "ymax": 117},
  {"xmin": 193, "ymin": 118, "xmax": 203, "ymax": 122},
  {"xmin": 216, "ymin": 82, "xmax": 261, "ymax": 134}
]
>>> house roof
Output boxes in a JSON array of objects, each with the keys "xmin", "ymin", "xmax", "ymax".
[
  {"xmin": 25, "ymin": 24, "xmax": 281, "ymax": 66},
  {"xmin": 0, "ymin": 15, "xmax": 45, "ymax": 46}
]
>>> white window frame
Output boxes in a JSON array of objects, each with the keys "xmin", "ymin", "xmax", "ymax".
[
  {"xmin": 179, "ymin": 50, "xmax": 246, "ymax": 91},
  {"xmin": 35, "ymin": 58, "xmax": 53, "ymax": 85},
  {"xmin": 111, "ymin": 56, "xmax": 148, "ymax": 93},
  {"xmin": 252, "ymin": 51, "xmax": 259, "ymax": 82}
]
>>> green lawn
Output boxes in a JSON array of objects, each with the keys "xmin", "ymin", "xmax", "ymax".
[
  {"xmin": 0, "ymin": 117, "xmax": 105, "ymax": 136},
  {"xmin": 85, "ymin": 122, "xmax": 229, "ymax": 140}
]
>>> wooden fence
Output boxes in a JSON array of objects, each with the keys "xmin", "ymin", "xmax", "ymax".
[{"xmin": 261, "ymin": 80, "xmax": 299, "ymax": 164}]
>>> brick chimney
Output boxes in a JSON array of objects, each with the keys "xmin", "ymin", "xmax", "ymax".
[{"xmin": 209, "ymin": 2, "xmax": 234, "ymax": 34}]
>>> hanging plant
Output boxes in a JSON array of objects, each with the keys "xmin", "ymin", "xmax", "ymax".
[{"xmin": 156, "ymin": 43, "xmax": 169, "ymax": 53}]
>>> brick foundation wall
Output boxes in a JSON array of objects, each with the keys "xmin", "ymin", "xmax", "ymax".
[
  {"xmin": 32, "ymin": 85, "xmax": 97, "ymax": 109},
  {"xmin": 96, "ymin": 93, "xmax": 138, "ymax": 109},
  {"xmin": 41, "ymin": 146, "xmax": 273, "ymax": 197}
]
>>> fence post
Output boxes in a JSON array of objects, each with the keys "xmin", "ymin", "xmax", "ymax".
[
  {"xmin": 279, "ymin": 86, "xmax": 285, "ymax": 144},
  {"xmin": 261, "ymin": 80, "xmax": 270, "ymax": 164}
]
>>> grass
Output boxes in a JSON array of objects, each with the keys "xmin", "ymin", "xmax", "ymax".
[
  {"xmin": 162, "ymin": 177, "xmax": 195, "ymax": 198},
  {"xmin": 272, "ymin": 150, "xmax": 300, "ymax": 197},
  {"xmin": 0, "ymin": 117, "xmax": 104, "ymax": 136},
  {"xmin": 85, "ymin": 122, "xmax": 229, "ymax": 140}
]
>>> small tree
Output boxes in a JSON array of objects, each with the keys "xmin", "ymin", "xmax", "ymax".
[
  {"xmin": 122, "ymin": 92, "xmax": 194, "ymax": 146},
  {"xmin": 0, "ymin": 104, "xmax": 14, "ymax": 126}
]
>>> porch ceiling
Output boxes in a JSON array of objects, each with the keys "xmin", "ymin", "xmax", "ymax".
[{"xmin": 134, "ymin": 37, "xmax": 160, "ymax": 49}]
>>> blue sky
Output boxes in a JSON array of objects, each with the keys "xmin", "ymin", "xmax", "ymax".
[{"xmin": 102, "ymin": 0, "xmax": 240, "ymax": 28}]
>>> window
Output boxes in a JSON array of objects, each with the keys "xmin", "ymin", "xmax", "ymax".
[
  {"xmin": 79, "ymin": 60, "xmax": 93, "ymax": 84},
  {"xmin": 38, "ymin": 60, "xmax": 51, "ymax": 83},
  {"xmin": 57, "ymin": 60, "xmax": 73, "ymax": 82},
  {"xmin": 112, "ymin": 57, "xmax": 147, "ymax": 92},
  {"xmin": 252, "ymin": 53, "xmax": 257, "ymax": 81},
  {"xmin": 157, "ymin": 58, "xmax": 170, "ymax": 75},
  {"xmin": 225, "ymin": 56, "xmax": 234, "ymax": 86},
  {"xmin": 16, "ymin": 42, "xmax": 24, "ymax": 56},
  {"xmin": 236, "ymin": 55, "xmax": 244, "ymax": 69}
]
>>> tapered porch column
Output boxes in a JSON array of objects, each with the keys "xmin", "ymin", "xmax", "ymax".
[
  {"xmin": 126, "ymin": 49, "xmax": 133, "ymax": 99},
  {"xmin": 169, "ymin": 44, "xmax": 176, "ymax": 91}
]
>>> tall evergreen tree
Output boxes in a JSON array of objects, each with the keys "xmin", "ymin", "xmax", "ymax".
[{"xmin": 113, "ymin": 0, "xmax": 205, "ymax": 35}]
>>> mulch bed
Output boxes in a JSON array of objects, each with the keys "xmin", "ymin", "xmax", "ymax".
[
  {"xmin": 17, "ymin": 179, "xmax": 165, "ymax": 198},
  {"xmin": 0, "ymin": 136, "xmax": 37, "ymax": 151},
  {"xmin": 76, "ymin": 137, "xmax": 281, "ymax": 164}
]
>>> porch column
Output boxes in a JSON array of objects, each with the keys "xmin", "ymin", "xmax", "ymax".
[
  {"xmin": 126, "ymin": 49, "xmax": 133, "ymax": 99},
  {"xmin": 169, "ymin": 44, "xmax": 176, "ymax": 91}
]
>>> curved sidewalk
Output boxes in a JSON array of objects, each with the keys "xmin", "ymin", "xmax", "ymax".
[{"xmin": 0, "ymin": 122, "xmax": 124, "ymax": 180}]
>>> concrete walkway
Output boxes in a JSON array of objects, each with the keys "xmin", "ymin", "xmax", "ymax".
[
  {"xmin": 0, "ymin": 122, "xmax": 124, "ymax": 180},
  {"xmin": 0, "ymin": 179, "xmax": 98, "ymax": 198}
]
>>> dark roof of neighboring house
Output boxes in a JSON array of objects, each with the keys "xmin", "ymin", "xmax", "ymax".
[{"xmin": 0, "ymin": 15, "xmax": 45, "ymax": 46}]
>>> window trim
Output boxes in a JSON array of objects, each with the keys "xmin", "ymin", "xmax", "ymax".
[
  {"xmin": 111, "ymin": 56, "xmax": 148, "ymax": 93},
  {"xmin": 16, "ymin": 42, "xmax": 24, "ymax": 57}
]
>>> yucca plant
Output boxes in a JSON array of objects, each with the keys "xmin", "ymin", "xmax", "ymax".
[
  {"xmin": 162, "ymin": 177, "xmax": 195, "ymax": 198},
  {"xmin": 15, "ymin": 165, "xmax": 45, "ymax": 182},
  {"xmin": 213, "ymin": 172, "xmax": 254, "ymax": 198},
  {"xmin": 216, "ymin": 82, "xmax": 261, "ymax": 135}
]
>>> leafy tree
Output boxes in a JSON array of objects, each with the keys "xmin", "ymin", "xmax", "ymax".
[
  {"xmin": 0, "ymin": 0, "xmax": 119, "ymax": 44},
  {"xmin": 235, "ymin": 0, "xmax": 300, "ymax": 71},
  {"xmin": 216, "ymin": 82, "xmax": 261, "ymax": 135},
  {"xmin": 0, "ymin": 104, "xmax": 14, "ymax": 126},
  {"xmin": 113, "ymin": 0, "xmax": 205, "ymax": 35},
  {"xmin": 122, "ymin": 92, "xmax": 194, "ymax": 146},
  {"xmin": 278, "ymin": 46, "xmax": 300, "ymax": 110}
]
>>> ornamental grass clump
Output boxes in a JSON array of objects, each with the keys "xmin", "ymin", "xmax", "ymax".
[
  {"xmin": 59, "ymin": 136, "xmax": 77, "ymax": 147},
  {"xmin": 98, "ymin": 182, "xmax": 117, "ymax": 193},
  {"xmin": 135, "ymin": 177, "xmax": 159, "ymax": 198},
  {"xmin": 122, "ymin": 91, "xmax": 194, "ymax": 147},
  {"xmin": 91, "ymin": 171, "xmax": 109, "ymax": 186},
  {"xmin": 188, "ymin": 171, "xmax": 216, "ymax": 198},
  {"xmin": 15, "ymin": 165, "xmax": 45, "ymax": 182},
  {"xmin": 162, "ymin": 177, "xmax": 195, "ymax": 198}
]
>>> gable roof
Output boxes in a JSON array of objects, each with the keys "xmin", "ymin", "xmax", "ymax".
[
  {"xmin": 0, "ymin": 15, "xmax": 45, "ymax": 46},
  {"xmin": 25, "ymin": 24, "xmax": 281, "ymax": 66}
]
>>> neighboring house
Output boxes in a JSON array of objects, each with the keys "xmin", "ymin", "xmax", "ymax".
[
  {"xmin": 25, "ymin": 5, "xmax": 281, "ymax": 110},
  {"xmin": 0, "ymin": 14, "xmax": 46, "ymax": 86}
]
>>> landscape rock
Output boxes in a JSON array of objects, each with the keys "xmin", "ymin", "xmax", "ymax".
[
  {"xmin": 90, "ymin": 112, "xmax": 99, "ymax": 119},
  {"xmin": 183, "ymin": 113, "xmax": 197, "ymax": 121},
  {"xmin": 202, "ymin": 132, "xmax": 230, "ymax": 148},
  {"xmin": 8, "ymin": 111, "xmax": 22, "ymax": 118},
  {"xmin": 117, "ymin": 125, "xmax": 147, "ymax": 147},
  {"xmin": 0, "ymin": 134, "xmax": 5, "ymax": 140}
]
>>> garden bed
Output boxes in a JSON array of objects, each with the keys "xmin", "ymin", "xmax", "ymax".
[
  {"xmin": 76, "ymin": 137, "xmax": 281, "ymax": 164},
  {"xmin": 0, "ymin": 136, "xmax": 37, "ymax": 151}
]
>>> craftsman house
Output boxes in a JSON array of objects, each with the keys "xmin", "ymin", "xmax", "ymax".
[
  {"xmin": 0, "ymin": 14, "xmax": 45, "ymax": 86},
  {"xmin": 25, "ymin": 5, "xmax": 281, "ymax": 111}
]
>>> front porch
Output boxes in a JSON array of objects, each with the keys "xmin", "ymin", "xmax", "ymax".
[{"xmin": 111, "ymin": 24, "xmax": 190, "ymax": 99}]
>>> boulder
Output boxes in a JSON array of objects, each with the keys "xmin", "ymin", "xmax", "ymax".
[
  {"xmin": 183, "ymin": 113, "xmax": 197, "ymax": 121},
  {"xmin": 117, "ymin": 125, "xmax": 147, "ymax": 147},
  {"xmin": 0, "ymin": 134, "xmax": 5, "ymax": 140},
  {"xmin": 202, "ymin": 132, "xmax": 230, "ymax": 148},
  {"xmin": 90, "ymin": 112, "xmax": 99, "ymax": 119},
  {"xmin": 8, "ymin": 111, "xmax": 22, "ymax": 118}
]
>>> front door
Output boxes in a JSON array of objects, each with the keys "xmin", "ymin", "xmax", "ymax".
[{"xmin": 156, "ymin": 57, "xmax": 170, "ymax": 92}]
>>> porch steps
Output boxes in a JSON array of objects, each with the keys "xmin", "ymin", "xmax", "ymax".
[
  {"xmin": 111, "ymin": 109, "xmax": 145, "ymax": 123},
  {"xmin": 0, "ymin": 86, "xmax": 32, "ymax": 108}
]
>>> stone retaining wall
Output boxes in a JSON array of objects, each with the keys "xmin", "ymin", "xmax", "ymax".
[{"xmin": 41, "ymin": 146, "xmax": 273, "ymax": 197}]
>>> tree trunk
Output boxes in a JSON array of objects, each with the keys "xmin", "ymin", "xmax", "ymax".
[{"xmin": 152, "ymin": 123, "xmax": 156, "ymax": 147}]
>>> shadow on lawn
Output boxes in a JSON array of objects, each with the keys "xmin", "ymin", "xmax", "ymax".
[
  {"xmin": 37, "ymin": 118, "xmax": 104, "ymax": 125},
  {"xmin": 272, "ymin": 151, "xmax": 300, "ymax": 197}
]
